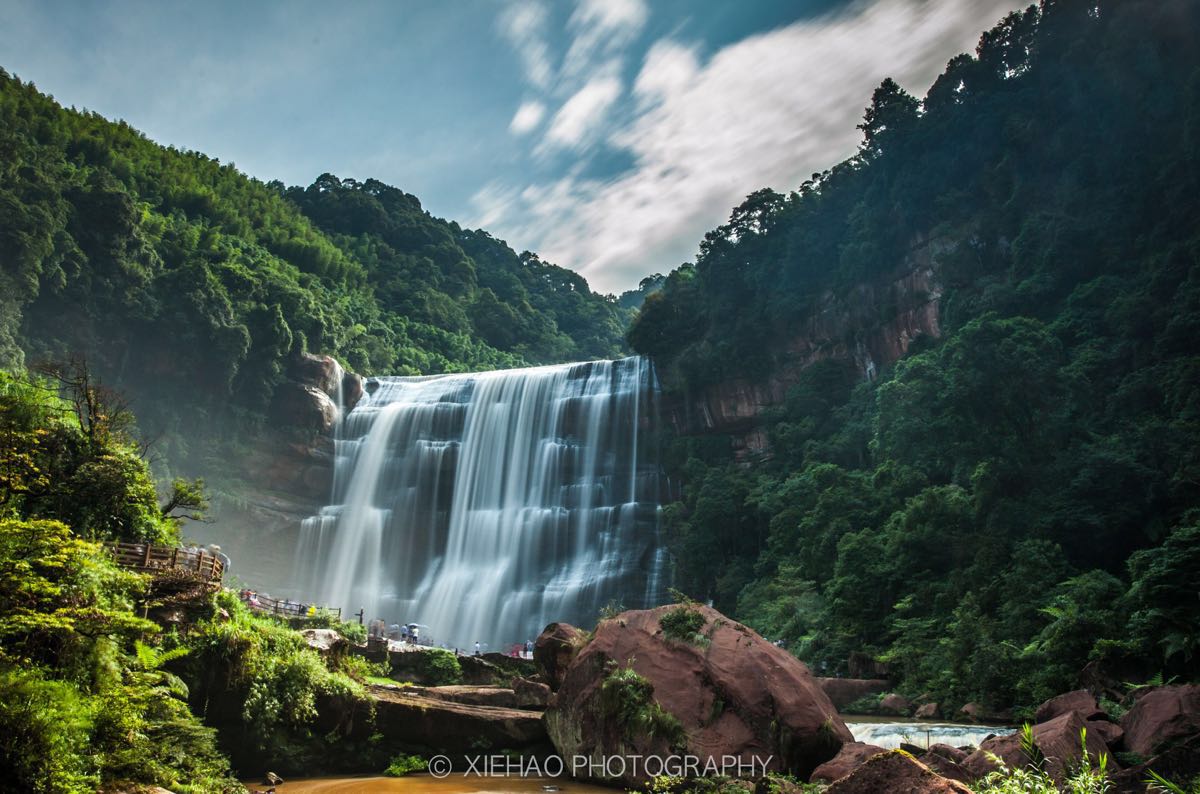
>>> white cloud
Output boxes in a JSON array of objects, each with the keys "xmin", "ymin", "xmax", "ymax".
[
  {"xmin": 509, "ymin": 100, "xmax": 547, "ymax": 135},
  {"xmin": 498, "ymin": 1, "xmax": 553, "ymax": 89},
  {"xmin": 541, "ymin": 74, "xmax": 623, "ymax": 151},
  {"xmin": 562, "ymin": 0, "xmax": 648, "ymax": 82},
  {"xmin": 473, "ymin": 0, "xmax": 1020, "ymax": 294}
]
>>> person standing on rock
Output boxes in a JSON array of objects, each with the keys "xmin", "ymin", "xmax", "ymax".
[{"xmin": 474, "ymin": 641, "xmax": 481, "ymax": 656}]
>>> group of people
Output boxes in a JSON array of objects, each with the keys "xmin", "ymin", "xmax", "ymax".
[{"xmin": 368, "ymin": 619, "xmax": 423, "ymax": 647}]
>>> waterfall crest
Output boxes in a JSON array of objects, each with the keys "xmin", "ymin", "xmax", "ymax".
[{"xmin": 295, "ymin": 357, "xmax": 664, "ymax": 648}]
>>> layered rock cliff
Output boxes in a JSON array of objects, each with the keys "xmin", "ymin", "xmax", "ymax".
[{"xmin": 665, "ymin": 237, "xmax": 948, "ymax": 460}]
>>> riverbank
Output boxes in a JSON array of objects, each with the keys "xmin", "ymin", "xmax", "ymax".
[{"xmin": 243, "ymin": 775, "xmax": 614, "ymax": 793}]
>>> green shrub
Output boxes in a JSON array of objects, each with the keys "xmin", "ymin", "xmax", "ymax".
[
  {"xmin": 600, "ymin": 661, "xmax": 686, "ymax": 746},
  {"xmin": 383, "ymin": 754, "xmax": 428, "ymax": 776},
  {"xmin": 659, "ymin": 606, "xmax": 709, "ymax": 647},
  {"xmin": 0, "ymin": 667, "xmax": 98, "ymax": 793}
]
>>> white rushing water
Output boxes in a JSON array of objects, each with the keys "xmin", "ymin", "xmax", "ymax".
[{"xmin": 295, "ymin": 357, "xmax": 665, "ymax": 649}]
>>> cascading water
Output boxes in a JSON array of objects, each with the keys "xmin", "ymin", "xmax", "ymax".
[{"xmin": 295, "ymin": 357, "xmax": 665, "ymax": 649}]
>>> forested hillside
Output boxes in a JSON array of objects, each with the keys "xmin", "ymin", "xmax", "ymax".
[
  {"xmin": 630, "ymin": 0, "xmax": 1200, "ymax": 711},
  {"xmin": 0, "ymin": 71, "xmax": 629, "ymax": 471}
]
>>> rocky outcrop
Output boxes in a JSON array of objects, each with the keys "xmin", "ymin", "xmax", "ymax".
[
  {"xmin": 369, "ymin": 685, "xmax": 548, "ymax": 754},
  {"xmin": 1121, "ymin": 685, "xmax": 1200, "ymax": 757},
  {"xmin": 403, "ymin": 685, "xmax": 518, "ymax": 709},
  {"xmin": 270, "ymin": 383, "xmax": 338, "ymax": 432},
  {"xmin": 825, "ymin": 750, "xmax": 973, "ymax": 793},
  {"xmin": 879, "ymin": 693, "xmax": 913, "ymax": 716},
  {"xmin": 916, "ymin": 703, "xmax": 941, "ymax": 719},
  {"xmin": 963, "ymin": 711, "xmax": 1115, "ymax": 782},
  {"xmin": 817, "ymin": 677, "xmax": 890, "ymax": 710},
  {"xmin": 534, "ymin": 622, "xmax": 589, "ymax": 691},
  {"xmin": 512, "ymin": 676, "xmax": 551, "ymax": 709},
  {"xmin": 543, "ymin": 603, "xmax": 850, "ymax": 787},
  {"xmin": 1035, "ymin": 689, "xmax": 1104, "ymax": 724},
  {"xmin": 301, "ymin": 628, "xmax": 348, "ymax": 657},
  {"xmin": 811, "ymin": 742, "xmax": 886, "ymax": 782},
  {"xmin": 291, "ymin": 352, "xmax": 344, "ymax": 399},
  {"xmin": 922, "ymin": 744, "xmax": 972, "ymax": 784},
  {"xmin": 665, "ymin": 248, "xmax": 946, "ymax": 460}
]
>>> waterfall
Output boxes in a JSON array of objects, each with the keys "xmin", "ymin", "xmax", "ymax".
[{"xmin": 295, "ymin": 357, "xmax": 665, "ymax": 649}]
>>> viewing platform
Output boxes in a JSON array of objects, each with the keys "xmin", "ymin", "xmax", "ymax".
[{"xmin": 109, "ymin": 542, "xmax": 225, "ymax": 583}]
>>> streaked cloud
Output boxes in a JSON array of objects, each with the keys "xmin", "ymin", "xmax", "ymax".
[
  {"xmin": 509, "ymin": 100, "xmax": 547, "ymax": 135},
  {"xmin": 542, "ymin": 74, "xmax": 623, "ymax": 151},
  {"xmin": 498, "ymin": 1, "xmax": 553, "ymax": 89},
  {"xmin": 476, "ymin": 0, "xmax": 1019, "ymax": 294}
]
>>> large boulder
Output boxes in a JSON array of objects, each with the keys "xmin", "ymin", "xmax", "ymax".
[
  {"xmin": 811, "ymin": 742, "xmax": 886, "ymax": 783},
  {"xmin": 342, "ymin": 371, "xmax": 365, "ymax": 413},
  {"xmin": 512, "ymin": 676, "xmax": 551, "ymax": 709},
  {"xmin": 825, "ymin": 750, "xmax": 973, "ymax": 793},
  {"xmin": 1121, "ymin": 685, "xmax": 1200, "ymax": 757},
  {"xmin": 534, "ymin": 622, "xmax": 589, "ymax": 691},
  {"xmin": 290, "ymin": 352, "xmax": 344, "ymax": 398},
  {"xmin": 1035, "ymin": 689, "xmax": 1104, "ymax": 724},
  {"xmin": 270, "ymin": 383, "xmax": 338, "ymax": 432},
  {"xmin": 817, "ymin": 677, "xmax": 890, "ymax": 710},
  {"xmin": 879, "ymin": 693, "xmax": 913, "ymax": 716},
  {"xmin": 301, "ymin": 628, "xmax": 348, "ymax": 658},
  {"xmin": 963, "ymin": 711, "xmax": 1115, "ymax": 782},
  {"xmin": 543, "ymin": 604, "xmax": 851, "ymax": 787},
  {"xmin": 916, "ymin": 702, "xmax": 941, "ymax": 720}
]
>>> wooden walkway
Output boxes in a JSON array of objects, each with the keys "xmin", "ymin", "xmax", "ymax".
[
  {"xmin": 110, "ymin": 542, "xmax": 224, "ymax": 583},
  {"xmin": 238, "ymin": 590, "xmax": 342, "ymax": 620}
]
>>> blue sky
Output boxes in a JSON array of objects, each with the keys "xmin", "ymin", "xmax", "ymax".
[{"xmin": 0, "ymin": 0, "xmax": 1020, "ymax": 293}]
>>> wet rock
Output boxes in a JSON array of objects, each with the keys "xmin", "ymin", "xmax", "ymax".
[
  {"xmin": 825, "ymin": 750, "xmax": 973, "ymax": 793},
  {"xmin": 290, "ymin": 352, "xmax": 344, "ymax": 398},
  {"xmin": 342, "ymin": 371, "xmax": 364, "ymax": 412},
  {"xmin": 817, "ymin": 677, "xmax": 890, "ymax": 710},
  {"xmin": 1121, "ymin": 685, "xmax": 1200, "ymax": 757},
  {"xmin": 544, "ymin": 603, "xmax": 850, "ymax": 787},
  {"xmin": 533, "ymin": 622, "xmax": 589, "ymax": 691},
  {"xmin": 811, "ymin": 742, "xmax": 887, "ymax": 782},
  {"xmin": 270, "ymin": 383, "xmax": 338, "ymax": 432},
  {"xmin": 1035, "ymin": 689, "xmax": 1104, "ymax": 724},
  {"xmin": 880, "ymin": 693, "xmax": 913, "ymax": 716}
]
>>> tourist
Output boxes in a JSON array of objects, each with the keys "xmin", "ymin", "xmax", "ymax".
[
  {"xmin": 411, "ymin": 625, "xmax": 420, "ymax": 644},
  {"xmin": 474, "ymin": 641, "xmax": 481, "ymax": 656}
]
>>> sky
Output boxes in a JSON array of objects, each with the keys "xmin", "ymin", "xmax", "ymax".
[{"xmin": 0, "ymin": 0, "xmax": 1021, "ymax": 294}]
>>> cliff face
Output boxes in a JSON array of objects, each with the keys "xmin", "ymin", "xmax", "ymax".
[
  {"xmin": 664, "ymin": 238, "xmax": 946, "ymax": 459},
  {"xmin": 187, "ymin": 353, "xmax": 361, "ymax": 596}
]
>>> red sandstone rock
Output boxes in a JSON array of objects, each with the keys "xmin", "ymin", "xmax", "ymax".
[
  {"xmin": 810, "ymin": 742, "xmax": 887, "ymax": 782},
  {"xmin": 543, "ymin": 604, "xmax": 851, "ymax": 787},
  {"xmin": 880, "ymin": 693, "xmax": 914, "ymax": 716},
  {"xmin": 290, "ymin": 352, "xmax": 344, "ymax": 397},
  {"xmin": 916, "ymin": 702, "xmax": 941, "ymax": 719},
  {"xmin": 533, "ymin": 622, "xmax": 588, "ymax": 691},
  {"xmin": 369, "ymin": 685, "xmax": 547, "ymax": 753},
  {"xmin": 1121, "ymin": 685, "xmax": 1200, "ymax": 757},
  {"xmin": 270, "ymin": 383, "xmax": 338, "ymax": 432},
  {"xmin": 1035, "ymin": 689, "xmax": 1104, "ymax": 724},
  {"xmin": 1086, "ymin": 719, "xmax": 1124, "ymax": 750},
  {"xmin": 824, "ymin": 750, "xmax": 973, "ymax": 793},
  {"xmin": 512, "ymin": 676, "xmax": 551, "ymax": 709},
  {"xmin": 963, "ymin": 711, "xmax": 1115, "ymax": 782}
]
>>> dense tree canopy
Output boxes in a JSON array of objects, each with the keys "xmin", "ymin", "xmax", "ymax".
[{"xmin": 634, "ymin": 0, "xmax": 1200, "ymax": 711}]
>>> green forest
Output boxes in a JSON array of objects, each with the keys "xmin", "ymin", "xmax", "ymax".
[
  {"xmin": 2, "ymin": 0, "xmax": 1200, "ymax": 790},
  {"xmin": 632, "ymin": 0, "xmax": 1200, "ymax": 712},
  {"xmin": 0, "ymin": 70, "xmax": 632, "ymax": 471}
]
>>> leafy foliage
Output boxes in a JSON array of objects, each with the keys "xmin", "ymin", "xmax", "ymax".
[
  {"xmin": 632, "ymin": 0, "xmax": 1200, "ymax": 711},
  {"xmin": 601, "ymin": 660, "xmax": 687, "ymax": 746}
]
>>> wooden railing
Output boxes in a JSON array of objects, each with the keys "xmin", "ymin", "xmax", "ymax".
[
  {"xmin": 110, "ymin": 542, "xmax": 224, "ymax": 583},
  {"xmin": 238, "ymin": 590, "xmax": 342, "ymax": 620}
]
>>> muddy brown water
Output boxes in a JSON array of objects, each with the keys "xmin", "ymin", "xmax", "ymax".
[{"xmin": 243, "ymin": 775, "xmax": 615, "ymax": 793}]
